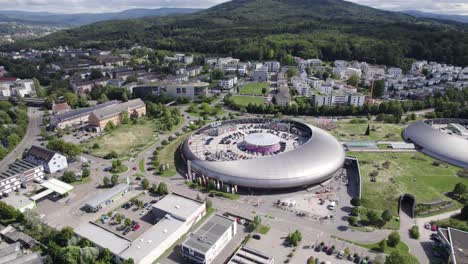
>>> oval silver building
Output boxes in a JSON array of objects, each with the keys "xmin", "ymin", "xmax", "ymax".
[
  {"xmin": 403, "ymin": 119, "xmax": 468, "ymax": 168},
  {"xmin": 181, "ymin": 118, "xmax": 345, "ymax": 189}
]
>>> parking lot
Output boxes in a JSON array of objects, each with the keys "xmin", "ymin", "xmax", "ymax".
[
  {"xmin": 62, "ymin": 129, "xmax": 100, "ymax": 145},
  {"xmin": 93, "ymin": 193, "xmax": 161, "ymax": 241}
]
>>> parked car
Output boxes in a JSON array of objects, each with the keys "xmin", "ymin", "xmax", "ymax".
[
  {"xmin": 252, "ymin": 234, "xmax": 261, "ymax": 240},
  {"xmin": 424, "ymin": 223, "xmax": 431, "ymax": 229},
  {"xmin": 360, "ymin": 257, "xmax": 369, "ymax": 264},
  {"xmin": 123, "ymin": 227, "xmax": 131, "ymax": 235},
  {"xmin": 322, "ymin": 246, "xmax": 329, "ymax": 252},
  {"xmin": 101, "ymin": 216, "xmax": 110, "ymax": 224},
  {"xmin": 431, "ymin": 233, "xmax": 441, "ymax": 242},
  {"xmin": 327, "ymin": 246, "xmax": 335, "ymax": 255},
  {"xmin": 236, "ymin": 218, "xmax": 246, "ymax": 225},
  {"xmin": 354, "ymin": 256, "xmax": 361, "ymax": 264},
  {"xmin": 348, "ymin": 254, "xmax": 355, "ymax": 261},
  {"xmin": 132, "ymin": 224, "xmax": 141, "ymax": 231},
  {"xmin": 315, "ymin": 245, "xmax": 323, "ymax": 252},
  {"xmin": 337, "ymin": 251, "xmax": 345, "ymax": 259},
  {"xmin": 143, "ymin": 203, "xmax": 149, "ymax": 208},
  {"xmin": 133, "ymin": 167, "xmax": 137, "ymax": 170},
  {"xmin": 150, "ymin": 200, "xmax": 158, "ymax": 204},
  {"xmin": 431, "ymin": 224, "xmax": 438, "ymax": 231}
]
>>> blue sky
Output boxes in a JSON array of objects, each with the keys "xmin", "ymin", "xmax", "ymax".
[{"xmin": 1, "ymin": 0, "xmax": 468, "ymax": 15}]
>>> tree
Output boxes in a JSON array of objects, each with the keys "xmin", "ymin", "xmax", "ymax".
[
  {"xmin": 62, "ymin": 171, "xmax": 76, "ymax": 183},
  {"xmin": 348, "ymin": 216, "xmax": 358, "ymax": 226},
  {"xmin": 378, "ymin": 239, "xmax": 387, "ymax": 253},
  {"xmin": 410, "ymin": 225, "xmax": 419, "ymax": 239},
  {"xmin": 460, "ymin": 204, "xmax": 468, "ymax": 220},
  {"xmin": 122, "ymin": 258, "xmax": 135, "ymax": 264},
  {"xmin": 347, "ymin": 74, "xmax": 360, "ymax": 87},
  {"xmin": 157, "ymin": 182, "xmax": 169, "ymax": 195},
  {"xmin": 116, "ymin": 214, "xmax": 123, "ymax": 224},
  {"xmin": 124, "ymin": 218, "xmax": 132, "ymax": 227},
  {"xmin": 252, "ymin": 215, "xmax": 262, "ymax": 230},
  {"xmin": 64, "ymin": 92, "xmax": 78, "ymax": 107},
  {"xmin": 150, "ymin": 184, "xmax": 158, "ymax": 194},
  {"xmin": 351, "ymin": 207, "xmax": 360, "ymax": 216},
  {"xmin": 366, "ymin": 210, "xmax": 380, "ymax": 225},
  {"xmin": 141, "ymin": 178, "xmax": 149, "ymax": 190},
  {"xmin": 6, "ymin": 133, "xmax": 20, "ymax": 149},
  {"xmin": 98, "ymin": 248, "xmax": 113, "ymax": 263},
  {"xmin": 387, "ymin": 231, "xmax": 400, "ymax": 247},
  {"xmin": 103, "ymin": 176, "xmax": 110, "ymax": 187},
  {"xmin": 0, "ymin": 201, "xmax": 22, "ymax": 220},
  {"xmin": 365, "ymin": 124, "xmax": 370, "ymax": 136},
  {"xmin": 350, "ymin": 197, "xmax": 361, "ymax": 206},
  {"xmin": 261, "ymin": 87, "xmax": 267, "ymax": 95},
  {"xmin": 385, "ymin": 252, "xmax": 419, "ymax": 264},
  {"xmin": 89, "ymin": 69, "xmax": 103, "ymax": 80},
  {"xmin": 98, "ymin": 93, "xmax": 109, "ymax": 103},
  {"xmin": 453, "ymin": 182, "xmax": 467, "ymax": 197},
  {"xmin": 381, "ymin": 209, "xmax": 392, "ymax": 222},
  {"xmin": 286, "ymin": 67, "xmax": 298, "ymax": 79},
  {"xmin": 205, "ymin": 198, "xmax": 213, "ymax": 209},
  {"xmin": 54, "ymin": 227, "xmax": 74, "ymax": 247},
  {"xmin": 210, "ymin": 69, "xmax": 224, "ymax": 80},
  {"xmin": 287, "ymin": 230, "xmax": 302, "ymax": 246},
  {"xmin": 111, "ymin": 175, "xmax": 119, "ymax": 186},
  {"xmin": 81, "ymin": 167, "xmax": 90, "ymax": 178},
  {"xmin": 121, "ymin": 111, "xmax": 129, "ymax": 124},
  {"xmin": 373, "ymin": 80, "xmax": 385, "ymax": 98}
]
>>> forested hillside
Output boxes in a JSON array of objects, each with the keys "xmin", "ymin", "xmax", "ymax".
[{"xmin": 5, "ymin": 0, "xmax": 468, "ymax": 67}]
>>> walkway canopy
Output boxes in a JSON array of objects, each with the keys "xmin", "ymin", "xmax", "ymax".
[
  {"xmin": 40, "ymin": 179, "xmax": 74, "ymax": 195},
  {"xmin": 30, "ymin": 189, "xmax": 54, "ymax": 201}
]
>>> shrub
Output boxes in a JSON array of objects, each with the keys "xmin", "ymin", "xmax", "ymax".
[
  {"xmin": 382, "ymin": 161, "xmax": 391, "ymax": 169},
  {"xmin": 432, "ymin": 160, "xmax": 441, "ymax": 166},
  {"xmin": 348, "ymin": 216, "xmax": 358, "ymax": 226},
  {"xmin": 387, "ymin": 231, "xmax": 400, "ymax": 247},
  {"xmin": 381, "ymin": 209, "xmax": 392, "ymax": 222},
  {"xmin": 104, "ymin": 151, "xmax": 118, "ymax": 159},
  {"xmin": 410, "ymin": 225, "xmax": 419, "ymax": 239},
  {"xmin": 351, "ymin": 207, "xmax": 360, "ymax": 216},
  {"xmin": 378, "ymin": 239, "xmax": 387, "ymax": 253},
  {"xmin": 350, "ymin": 197, "xmax": 361, "ymax": 206}
]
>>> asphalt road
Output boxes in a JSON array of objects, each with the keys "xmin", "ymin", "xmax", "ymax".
[{"xmin": 0, "ymin": 107, "xmax": 43, "ymax": 168}]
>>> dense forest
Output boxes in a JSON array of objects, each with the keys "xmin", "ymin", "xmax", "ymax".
[
  {"xmin": 4, "ymin": 0, "xmax": 468, "ymax": 67},
  {"xmin": 0, "ymin": 101, "xmax": 28, "ymax": 160}
]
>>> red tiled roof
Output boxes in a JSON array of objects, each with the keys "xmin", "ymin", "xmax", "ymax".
[{"xmin": 0, "ymin": 77, "xmax": 17, "ymax": 82}]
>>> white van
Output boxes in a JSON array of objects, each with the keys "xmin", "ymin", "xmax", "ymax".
[{"xmin": 328, "ymin": 201, "xmax": 336, "ymax": 210}]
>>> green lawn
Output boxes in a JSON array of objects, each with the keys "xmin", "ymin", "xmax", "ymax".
[
  {"xmin": 334, "ymin": 236, "xmax": 409, "ymax": 255},
  {"xmin": 434, "ymin": 216, "xmax": 468, "ymax": 232},
  {"xmin": 350, "ymin": 152, "xmax": 468, "ymax": 216},
  {"xmin": 138, "ymin": 159, "xmax": 145, "ymax": 172},
  {"xmin": 239, "ymin": 82, "xmax": 270, "ymax": 95},
  {"xmin": 157, "ymin": 134, "xmax": 190, "ymax": 177},
  {"xmin": 84, "ymin": 118, "xmax": 159, "ymax": 158},
  {"xmin": 358, "ymin": 207, "xmax": 400, "ymax": 230},
  {"xmin": 231, "ymin": 95, "xmax": 265, "ymax": 106},
  {"xmin": 258, "ymin": 224, "xmax": 271, "ymax": 234},
  {"xmin": 330, "ymin": 120, "xmax": 405, "ymax": 141}
]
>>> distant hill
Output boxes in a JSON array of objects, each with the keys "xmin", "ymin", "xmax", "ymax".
[
  {"xmin": 0, "ymin": 8, "xmax": 201, "ymax": 26},
  {"xmin": 403, "ymin": 10, "xmax": 468, "ymax": 24},
  {"xmin": 6, "ymin": 0, "xmax": 468, "ymax": 67}
]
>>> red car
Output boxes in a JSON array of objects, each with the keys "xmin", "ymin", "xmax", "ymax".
[
  {"xmin": 132, "ymin": 224, "xmax": 141, "ymax": 231},
  {"xmin": 431, "ymin": 224, "xmax": 438, "ymax": 231}
]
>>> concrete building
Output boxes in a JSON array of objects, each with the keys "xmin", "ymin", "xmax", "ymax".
[
  {"xmin": 0, "ymin": 160, "xmax": 44, "ymax": 196},
  {"xmin": 219, "ymin": 76, "xmax": 238, "ymax": 91},
  {"xmin": 84, "ymin": 184, "xmax": 130, "ymax": 212},
  {"xmin": 311, "ymin": 91, "xmax": 366, "ymax": 107},
  {"xmin": 291, "ymin": 76, "xmax": 310, "ymax": 96},
  {"xmin": 2, "ymin": 195, "xmax": 36, "ymax": 213},
  {"xmin": 133, "ymin": 82, "xmax": 209, "ymax": 100},
  {"xmin": 88, "ymin": 99, "xmax": 146, "ymax": 132},
  {"xmin": 24, "ymin": 146, "xmax": 68, "ymax": 174},
  {"xmin": 76, "ymin": 193, "xmax": 206, "ymax": 264},
  {"xmin": 253, "ymin": 66, "xmax": 268, "ymax": 82},
  {"xmin": 264, "ymin": 61, "xmax": 280, "ymax": 72},
  {"xmin": 50, "ymin": 100, "xmax": 119, "ymax": 130},
  {"xmin": 181, "ymin": 214, "xmax": 237, "ymax": 264}
]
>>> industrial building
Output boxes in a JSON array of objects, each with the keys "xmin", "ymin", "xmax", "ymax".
[
  {"xmin": 84, "ymin": 184, "xmax": 130, "ymax": 212},
  {"xmin": 76, "ymin": 193, "xmax": 206, "ymax": 264},
  {"xmin": 403, "ymin": 119, "xmax": 468, "ymax": 168},
  {"xmin": 228, "ymin": 246, "xmax": 274, "ymax": 264},
  {"xmin": 182, "ymin": 118, "xmax": 345, "ymax": 189},
  {"xmin": 438, "ymin": 227, "xmax": 468, "ymax": 264},
  {"xmin": 181, "ymin": 214, "xmax": 236, "ymax": 264}
]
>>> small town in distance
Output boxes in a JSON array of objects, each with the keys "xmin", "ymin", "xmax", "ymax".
[{"xmin": 0, "ymin": 1, "xmax": 467, "ymax": 264}]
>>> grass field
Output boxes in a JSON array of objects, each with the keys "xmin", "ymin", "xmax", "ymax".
[
  {"xmin": 84, "ymin": 119, "xmax": 159, "ymax": 158},
  {"xmin": 350, "ymin": 152, "xmax": 468, "ymax": 216},
  {"xmin": 231, "ymin": 95, "xmax": 265, "ymax": 106},
  {"xmin": 157, "ymin": 134, "xmax": 190, "ymax": 177},
  {"xmin": 330, "ymin": 120, "xmax": 405, "ymax": 141},
  {"xmin": 239, "ymin": 82, "xmax": 269, "ymax": 95},
  {"xmin": 334, "ymin": 236, "xmax": 409, "ymax": 255}
]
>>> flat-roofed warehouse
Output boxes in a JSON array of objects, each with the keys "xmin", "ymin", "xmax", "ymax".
[
  {"xmin": 181, "ymin": 214, "xmax": 237, "ymax": 264},
  {"xmin": 84, "ymin": 184, "xmax": 130, "ymax": 212}
]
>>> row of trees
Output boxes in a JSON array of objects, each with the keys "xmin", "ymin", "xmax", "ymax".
[{"xmin": 0, "ymin": 101, "xmax": 28, "ymax": 161}]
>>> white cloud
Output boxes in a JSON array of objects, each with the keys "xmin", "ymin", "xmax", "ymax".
[
  {"xmin": 0, "ymin": 0, "xmax": 467, "ymax": 15},
  {"xmin": 347, "ymin": 0, "xmax": 468, "ymax": 15}
]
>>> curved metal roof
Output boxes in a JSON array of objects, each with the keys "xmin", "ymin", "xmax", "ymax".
[
  {"xmin": 403, "ymin": 119, "xmax": 468, "ymax": 168},
  {"xmin": 182, "ymin": 119, "xmax": 345, "ymax": 189}
]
